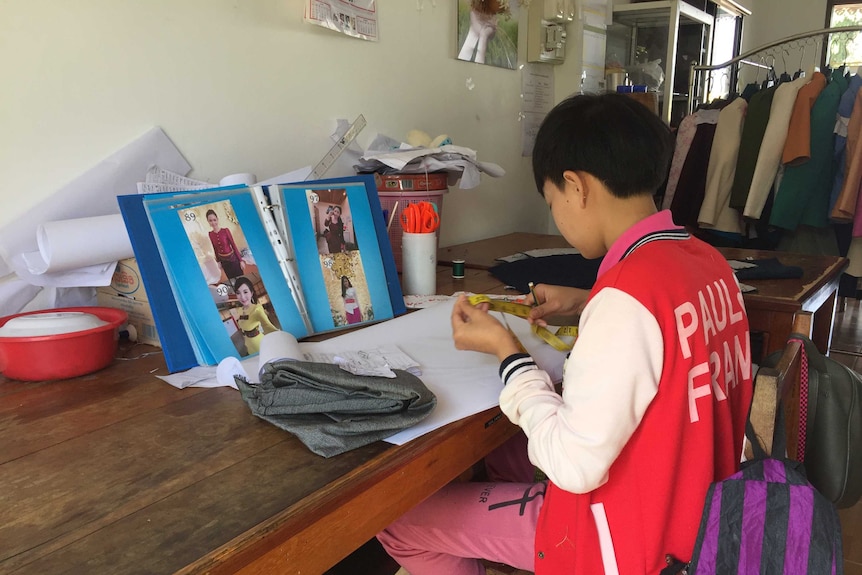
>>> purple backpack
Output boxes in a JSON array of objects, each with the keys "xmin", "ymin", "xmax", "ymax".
[{"xmin": 678, "ymin": 417, "xmax": 844, "ymax": 575}]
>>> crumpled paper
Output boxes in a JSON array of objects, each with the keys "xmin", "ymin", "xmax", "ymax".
[{"xmin": 355, "ymin": 134, "xmax": 505, "ymax": 189}]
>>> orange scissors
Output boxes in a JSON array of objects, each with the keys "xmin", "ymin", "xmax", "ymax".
[{"xmin": 400, "ymin": 201, "xmax": 440, "ymax": 233}]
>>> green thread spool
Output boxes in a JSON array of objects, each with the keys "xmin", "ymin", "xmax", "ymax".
[{"xmin": 452, "ymin": 259, "xmax": 465, "ymax": 279}]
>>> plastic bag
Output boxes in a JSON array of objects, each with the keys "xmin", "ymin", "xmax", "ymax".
[{"xmin": 626, "ymin": 59, "xmax": 664, "ymax": 90}]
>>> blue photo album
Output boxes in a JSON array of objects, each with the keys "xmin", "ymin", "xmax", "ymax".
[{"xmin": 118, "ymin": 175, "xmax": 405, "ymax": 372}]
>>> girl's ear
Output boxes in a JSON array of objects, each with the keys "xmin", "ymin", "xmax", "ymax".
[{"xmin": 562, "ymin": 170, "xmax": 587, "ymax": 206}]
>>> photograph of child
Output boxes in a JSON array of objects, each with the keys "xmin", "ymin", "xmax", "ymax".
[
  {"xmin": 305, "ymin": 188, "xmax": 375, "ymax": 327},
  {"xmin": 456, "ymin": 0, "xmax": 519, "ymax": 70}
]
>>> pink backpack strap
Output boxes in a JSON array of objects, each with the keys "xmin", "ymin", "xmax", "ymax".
[{"xmin": 789, "ymin": 337, "xmax": 809, "ymax": 462}]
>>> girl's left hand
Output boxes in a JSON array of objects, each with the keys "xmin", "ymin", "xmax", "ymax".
[{"xmin": 451, "ymin": 295, "xmax": 520, "ymax": 361}]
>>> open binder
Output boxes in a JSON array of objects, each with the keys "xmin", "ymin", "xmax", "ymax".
[{"xmin": 118, "ymin": 174, "xmax": 405, "ymax": 372}]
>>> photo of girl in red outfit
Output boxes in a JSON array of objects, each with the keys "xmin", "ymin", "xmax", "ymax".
[{"xmin": 206, "ymin": 208, "xmax": 246, "ymax": 283}]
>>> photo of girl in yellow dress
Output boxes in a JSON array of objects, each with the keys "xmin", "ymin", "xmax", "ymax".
[{"xmin": 231, "ymin": 275, "xmax": 279, "ymax": 356}]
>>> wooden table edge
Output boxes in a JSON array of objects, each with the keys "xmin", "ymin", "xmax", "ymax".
[{"xmin": 179, "ymin": 406, "xmax": 518, "ymax": 575}]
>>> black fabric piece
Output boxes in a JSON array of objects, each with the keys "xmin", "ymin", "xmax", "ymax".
[
  {"xmin": 488, "ymin": 254, "xmax": 601, "ymax": 294},
  {"xmin": 762, "ymin": 482, "xmax": 790, "ymax": 574},
  {"xmin": 236, "ymin": 360, "xmax": 436, "ymax": 458},
  {"xmin": 717, "ymin": 478, "xmax": 744, "ymax": 574},
  {"xmin": 734, "ymin": 258, "xmax": 803, "ymax": 281},
  {"xmin": 670, "ymin": 122, "xmax": 717, "ymax": 227}
]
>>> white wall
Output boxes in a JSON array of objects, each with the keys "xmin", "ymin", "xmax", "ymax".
[
  {"xmin": 739, "ymin": 0, "xmax": 828, "ymax": 76},
  {"xmin": 6, "ymin": 0, "xmax": 828, "ymax": 257},
  {"xmin": 742, "ymin": 0, "xmax": 827, "ymax": 52},
  {"xmin": 0, "ymin": 0, "xmax": 572, "ymax": 249}
]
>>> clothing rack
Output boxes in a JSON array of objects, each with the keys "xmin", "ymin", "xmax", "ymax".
[{"xmin": 687, "ymin": 25, "xmax": 862, "ymax": 114}]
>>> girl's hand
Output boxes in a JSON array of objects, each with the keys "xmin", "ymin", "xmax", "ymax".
[
  {"xmin": 527, "ymin": 284, "xmax": 589, "ymax": 327},
  {"xmin": 451, "ymin": 295, "xmax": 520, "ymax": 361}
]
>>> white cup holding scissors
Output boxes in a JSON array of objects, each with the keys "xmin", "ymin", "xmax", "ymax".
[
  {"xmin": 402, "ymin": 231, "xmax": 438, "ymax": 296},
  {"xmin": 400, "ymin": 202, "xmax": 440, "ymax": 295}
]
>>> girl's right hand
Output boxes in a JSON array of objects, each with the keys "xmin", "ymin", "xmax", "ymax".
[{"xmin": 527, "ymin": 284, "xmax": 589, "ymax": 326}]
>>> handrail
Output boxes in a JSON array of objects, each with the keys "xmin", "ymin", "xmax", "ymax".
[{"xmin": 687, "ymin": 25, "xmax": 862, "ymax": 113}]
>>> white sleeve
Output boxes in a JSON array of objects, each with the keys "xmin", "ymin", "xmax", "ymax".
[{"xmin": 499, "ymin": 287, "xmax": 663, "ymax": 493}]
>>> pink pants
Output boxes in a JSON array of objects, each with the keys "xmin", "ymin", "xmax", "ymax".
[{"xmin": 377, "ymin": 433, "xmax": 546, "ymax": 575}]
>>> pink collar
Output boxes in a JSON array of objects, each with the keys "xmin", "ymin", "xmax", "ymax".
[{"xmin": 597, "ymin": 210, "xmax": 682, "ymax": 279}]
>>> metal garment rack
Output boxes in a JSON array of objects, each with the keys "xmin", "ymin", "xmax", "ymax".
[{"xmin": 687, "ymin": 25, "xmax": 862, "ymax": 114}]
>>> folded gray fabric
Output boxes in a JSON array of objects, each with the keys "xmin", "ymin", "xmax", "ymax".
[{"xmin": 236, "ymin": 359, "xmax": 437, "ymax": 457}]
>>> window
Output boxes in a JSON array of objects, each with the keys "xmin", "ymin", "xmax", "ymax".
[
  {"xmin": 706, "ymin": 4, "xmax": 744, "ymax": 102},
  {"xmin": 826, "ymin": 1, "xmax": 862, "ymax": 68}
]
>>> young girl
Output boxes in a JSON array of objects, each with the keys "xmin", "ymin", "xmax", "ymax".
[
  {"xmin": 206, "ymin": 209, "xmax": 244, "ymax": 282},
  {"xmin": 341, "ymin": 276, "xmax": 361, "ymax": 324},
  {"xmin": 232, "ymin": 276, "xmax": 278, "ymax": 356},
  {"xmin": 378, "ymin": 94, "xmax": 753, "ymax": 574}
]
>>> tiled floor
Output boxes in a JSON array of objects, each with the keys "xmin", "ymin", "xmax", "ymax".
[
  {"xmin": 336, "ymin": 300, "xmax": 862, "ymax": 574},
  {"xmin": 826, "ymin": 299, "xmax": 862, "ymax": 575}
]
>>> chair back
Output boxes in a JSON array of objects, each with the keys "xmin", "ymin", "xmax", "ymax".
[{"xmin": 746, "ymin": 311, "xmax": 811, "ymax": 459}]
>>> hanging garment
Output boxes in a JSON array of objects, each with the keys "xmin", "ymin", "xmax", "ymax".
[
  {"xmin": 740, "ymin": 81, "xmax": 760, "ymax": 102},
  {"xmin": 829, "ymin": 73, "xmax": 861, "ymax": 214},
  {"xmin": 698, "ymin": 98, "xmax": 747, "ymax": 234},
  {"xmin": 831, "ymin": 89, "xmax": 862, "ymax": 222},
  {"xmin": 743, "ymin": 75, "xmax": 812, "ymax": 220},
  {"xmin": 782, "ymin": 72, "xmax": 827, "ymax": 166},
  {"xmin": 661, "ymin": 114, "xmax": 699, "ymax": 210},
  {"xmin": 771, "ymin": 73, "xmax": 841, "ymax": 231},
  {"xmin": 729, "ymin": 86, "xmax": 779, "ymax": 211},
  {"xmin": 670, "ymin": 120, "xmax": 718, "ymax": 227}
]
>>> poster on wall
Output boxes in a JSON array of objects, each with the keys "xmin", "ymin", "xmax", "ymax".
[
  {"xmin": 456, "ymin": 0, "xmax": 520, "ymax": 70},
  {"xmin": 304, "ymin": 0, "xmax": 378, "ymax": 41},
  {"xmin": 521, "ymin": 63, "xmax": 554, "ymax": 156}
]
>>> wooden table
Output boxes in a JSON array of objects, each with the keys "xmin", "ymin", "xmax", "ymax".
[
  {"xmin": 439, "ymin": 233, "xmax": 849, "ymax": 359},
  {"xmin": 0, "ymin": 272, "xmax": 518, "ymax": 575},
  {"xmin": 2, "ymin": 233, "xmax": 847, "ymax": 575}
]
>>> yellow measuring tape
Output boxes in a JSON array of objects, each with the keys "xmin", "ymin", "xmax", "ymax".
[{"xmin": 467, "ymin": 294, "xmax": 577, "ymax": 352}]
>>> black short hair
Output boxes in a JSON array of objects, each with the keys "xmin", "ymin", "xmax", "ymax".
[
  {"xmin": 233, "ymin": 276, "xmax": 257, "ymax": 304},
  {"xmin": 531, "ymin": 93, "xmax": 672, "ymax": 199}
]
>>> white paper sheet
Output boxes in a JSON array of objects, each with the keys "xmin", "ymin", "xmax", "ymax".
[
  {"xmin": 303, "ymin": 299, "xmax": 567, "ymax": 445},
  {"xmin": 160, "ymin": 299, "xmax": 568, "ymax": 446},
  {"xmin": 255, "ymin": 166, "xmax": 313, "ymax": 187},
  {"xmin": 0, "ymin": 127, "xmax": 190, "ymax": 310}
]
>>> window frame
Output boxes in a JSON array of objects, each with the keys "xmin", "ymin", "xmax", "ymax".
[{"xmin": 824, "ymin": 1, "xmax": 862, "ymax": 68}]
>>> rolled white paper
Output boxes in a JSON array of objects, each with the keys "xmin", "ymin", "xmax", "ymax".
[
  {"xmin": 24, "ymin": 214, "xmax": 134, "ymax": 275},
  {"xmin": 258, "ymin": 330, "xmax": 304, "ymax": 376}
]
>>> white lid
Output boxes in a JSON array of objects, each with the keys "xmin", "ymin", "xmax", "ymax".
[{"xmin": 0, "ymin": 312, "xmax": 108, "ymax": 337}]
